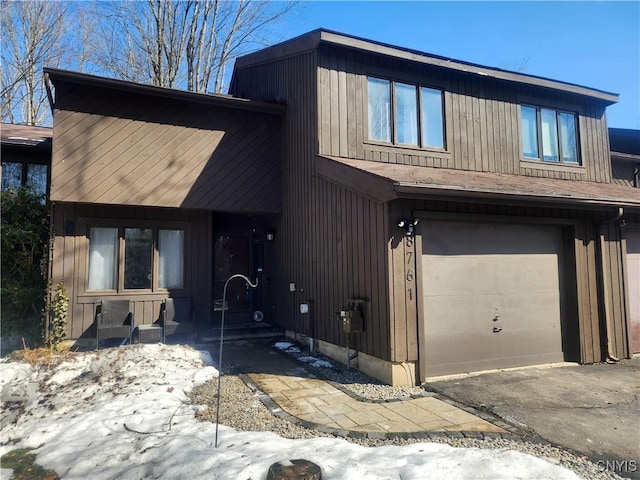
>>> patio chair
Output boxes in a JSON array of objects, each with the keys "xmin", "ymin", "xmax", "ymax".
[
  {"xmin": 160, "ymin": 297, "xmax": 194, "ymax": 343},
  {"xmin": 95, "ymin": 300, "xmax": 135, "ymax": 349}
]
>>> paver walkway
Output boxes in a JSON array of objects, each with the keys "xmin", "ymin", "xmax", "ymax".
[
  {"xmin": 212, "ymin": 338, "xmax": 505, "ymax": 435},
  {"xmin": 248, "ymin": 372, "xmax": 505, "ymax": 434}
]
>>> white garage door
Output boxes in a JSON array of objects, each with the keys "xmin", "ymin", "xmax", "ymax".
[
  {"xmin": 421, "ymin": 220, "xmax": 565, "ymax": 377},
  {"xmin": 626, "ymin": 229, "xmax": 640, "ymax": 354}
]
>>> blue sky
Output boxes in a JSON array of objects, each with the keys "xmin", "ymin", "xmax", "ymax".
[{"xmin": 275, "ymin": 1, "xmax": 639, "ymax": 129}]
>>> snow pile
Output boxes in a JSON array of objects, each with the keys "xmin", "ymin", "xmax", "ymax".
[
  {"xmin": 298, "ymin": 355, "xmax": 334, "ymax": 369},
  {"xmin": 274, "ymin": 341, "xmax": 300, "ymax": 353},
  {"xmin": 0, "ymin": 344, "xmax": 583, "ymax": 480}
]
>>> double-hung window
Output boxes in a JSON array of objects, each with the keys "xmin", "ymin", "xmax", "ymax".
[
  {"xmin": 367, "ymin": 76, "xmax": 445, "ymax": 149},
  {"xmin": 521, "ymin": 105, "xmax": 579, "ymax": 164},
  {"xmin": 87, "ymin": 226, "xmax": 185, "ymax": 292}
]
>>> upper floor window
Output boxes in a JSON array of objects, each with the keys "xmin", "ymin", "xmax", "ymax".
[
  {"xmin": 88, "ymin": 226, "xmax": 185, "ymax": 292},
  {"xmin": 521, "ymin": 105, "xmax": 579, "ymax": 164},
  {"xmin": 367, "ymin": 77, "xmax": 444, "ymax": 149}
]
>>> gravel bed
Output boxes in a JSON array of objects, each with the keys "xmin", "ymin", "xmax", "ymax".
[
  {"xmin": 189, "ymin": 340, "xmax": 624, "ymax": 480},
  {"xmin": 271, "ymin": 340, "xmax": 428, "ymax": 401}
]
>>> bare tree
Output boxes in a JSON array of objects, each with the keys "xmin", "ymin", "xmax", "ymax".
[
  {"xmin": 89, "ymin": 0, "xmax": 297, "ymax": 93},
  {"xmin": 1, "ymin": 0, "xmax": 71, "ymax": 125}
]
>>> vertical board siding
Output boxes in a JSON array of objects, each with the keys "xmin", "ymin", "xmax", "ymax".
[
  {"xmin": 230, "ymin": 43, "xmax": 624, "ymax": 369},
  {"xmin": 51, "ymin": 203, "xmax": 212, "ymax": 340},
  {"xmin": 315, "ymin": 45, "xmax": 611, "ymax": 183}
]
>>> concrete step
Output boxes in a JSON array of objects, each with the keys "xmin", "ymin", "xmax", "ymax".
[{"xmin": 199, "ymin": 322, "xmax": 284, "ymax": 342}]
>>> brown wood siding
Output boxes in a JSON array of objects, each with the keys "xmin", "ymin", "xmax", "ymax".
[
  {"xmin": 599, "ymin": 220, "xmax": 631, "ymax": 359},
  {"xmin": 308, "ymin": 177, "xmax": 390, "ymax": 359},
  {"xmin": 230, "ymin": 52, "xmax": 321, "ymax": 343},
  {"xmin": 611, "ymin": 159, "xmax": 637, "ymax": 187},
  {"xmin": 51, "ymin": 83, "xmax": 282, "ymax": 213},
  {"xmin": 316, "ymin": 44, "xmax": 612, "ymax": 183},
  {"xmin": 50, "ymin": 203, "xmax": 212, "ymax": 340}
]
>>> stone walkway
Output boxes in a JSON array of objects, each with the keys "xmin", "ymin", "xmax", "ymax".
[
  {"xmin": 248, "ymin": 372, "xmax": 505, "ymax": 434},
  {"xmin": 210, "ymin": 339, "xmax": 506, "ymax": 436}
]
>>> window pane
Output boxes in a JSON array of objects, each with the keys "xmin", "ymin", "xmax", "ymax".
[
  {"xmin": 395, "ymin": 83, "xmax": 418, "ymax": 145},
  {"xmin": 1, "ymin": 162, "xmax": 23, "ymax": 191},
  {"xmin": 26, "ymin": 164, "xmax": 47, "ymax": 198},
  {"xmin": 559, "ymin": 113, "xmax": 578, "ymax": 163},
  {"xmin": 541, "ymin": 108, "xmax": 559, "ymax": 162},
  {"xmin": 124, "ymin": 228, "xmax": 153, "ymax": 289},
  {"xmin": 521, "ymin": 106, "xmax": 539, "ymax": 159},
  {"xmin": 421, "ymin": 87, "xmax": 444, "ymax": 148},
  {"xmin": 88, "ymin": 227, "xmax": 118, "ymax": 290},
  {"xmin": 367, "ymin": 77, "xmax": 391, "ymax": 142},
  {"xmin": 158, "ymin": 229, "xmax": 184, "ymax": 289}
]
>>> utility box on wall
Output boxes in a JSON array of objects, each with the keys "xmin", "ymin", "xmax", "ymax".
[
  {"xmin": 338, "ymin": 298, "xmax": 366, "ymax": 333},
  {"xmin": 340, "ymin": 309, "xmax": 363, "ymax": 333}
]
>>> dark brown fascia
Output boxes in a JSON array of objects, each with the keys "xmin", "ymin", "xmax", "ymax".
[
  {"xmin": 234, "ymin": 29, "xmax": 618, "ymax": 105},
  {"xmin": 611, "ymin": 151, "xmax": 640, "ymax": 163},
  {"xmin": 393, "ymin": 183, "xmax": 640, "ymax": 209},
  {"xmin": 43, "ymin": 67, "xmax": 286, "ymax": 115}
]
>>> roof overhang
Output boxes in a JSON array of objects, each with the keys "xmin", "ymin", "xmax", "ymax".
[
  {"xmin": 611, "ymin": 152, "xmax": 640, "ymax": 163},
  {"xmin": 44, "ymin": 67, "xmax": 286, "ymax": 115},
  {"xmin": 316, "ymin": 155, "xmax": 640, "ymax": 209},
  {"xmin": 235, "ymin": 29, "xmax": 618, "ymax": 105},
  {"xmin": 1, "ymin": 123, "xmax": 52, "ymax": 150}
]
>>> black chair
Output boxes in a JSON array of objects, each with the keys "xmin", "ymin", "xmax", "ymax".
[
  {"xmin": 95, "ymin": 300, "xmax": 134, "ymax": 349},
  {"xmin": 160, "ymin": 297, "xmax": 194, "ymax": 343}
]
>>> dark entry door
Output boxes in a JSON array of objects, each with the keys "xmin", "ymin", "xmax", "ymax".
[{"xmin": 214, "ymin": 235, "xmax": 251, "ymax": 313}]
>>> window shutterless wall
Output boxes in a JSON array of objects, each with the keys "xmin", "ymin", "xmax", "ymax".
[
  {"xmin": 317, "ymin": 44, "xmax": 612, "ymax": 183},
  {"xmin": 83, "ymin": 222, "xmax": 189, "ymax": 294},
  {"xmin": 50, "ymin": 203, "xmax": 212, "ymax": 340}
]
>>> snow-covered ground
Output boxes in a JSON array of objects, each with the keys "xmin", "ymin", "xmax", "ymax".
[{"xmin": 0, "ymin": 344, "xmax": 584, "ymax": 479}]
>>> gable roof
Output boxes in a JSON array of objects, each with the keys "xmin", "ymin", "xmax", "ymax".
[{"xmin": 234, "ymin": 29, "xmax": 618, "ymax": 104}]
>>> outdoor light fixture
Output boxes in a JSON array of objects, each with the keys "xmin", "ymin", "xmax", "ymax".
[{"xmin": 398, "ymin": 218, "xmax": 419, "ymax": 236}]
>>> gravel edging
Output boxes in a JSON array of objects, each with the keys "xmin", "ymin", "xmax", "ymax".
[{"xmin": 190, "ymin": 340, "xmax": 625, "ymax": 480}]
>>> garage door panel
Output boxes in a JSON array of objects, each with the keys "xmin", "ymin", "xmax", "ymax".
[
  {"xmin": 421, "ymin": 220, "xmax": 565, "ymax": 378},
  {"xmin": 424, "ymin": 254, "xmax": 560, "ymax": 296}
]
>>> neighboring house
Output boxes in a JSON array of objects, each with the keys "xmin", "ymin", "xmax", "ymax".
[
  {"xmin": 608, "ymin": 128, "xmax": 640, "ymax": 356},
  {"xmin": 610, "ymin": 128, "xmax": 640, "ymax": 188},
  {"xmin": 43, "ymin": 29, "xmax": 639, "ymax": 385},
  {"xmin": 1, "ymin": 123, "xmax": 51, "ymax": 198}
]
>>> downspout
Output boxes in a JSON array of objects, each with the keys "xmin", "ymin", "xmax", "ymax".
[{"xmin": 597, "ymin": 207, "xmax": 624, "ymax": 363}]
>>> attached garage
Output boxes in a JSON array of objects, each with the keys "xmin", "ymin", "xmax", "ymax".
[
  {"xmin": 626, "ymin": 228, "xmax": 640, "ymax": 354},
  {"xmin": 420, "ymin": 219, "xmax": 568, "ymax": 377}
]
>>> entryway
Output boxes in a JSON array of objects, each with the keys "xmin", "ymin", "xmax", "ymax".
[{"xmin": 213, "ymin": 234, "xmax": 265, "ymax": 326}]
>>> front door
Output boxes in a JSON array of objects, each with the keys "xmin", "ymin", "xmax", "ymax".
[{"xmin": 213, "ymin": 235, "xmax": 263, "ymax": 325}]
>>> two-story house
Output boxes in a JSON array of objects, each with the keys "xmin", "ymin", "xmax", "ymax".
[{"xmin": 44, "ymin": 29, "xmax": 640, "ymax": 385}]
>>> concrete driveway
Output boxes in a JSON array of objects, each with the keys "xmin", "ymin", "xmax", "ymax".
[{"xmin": 426, "ymin": 358, "xmax": 640, "ymax": 479}]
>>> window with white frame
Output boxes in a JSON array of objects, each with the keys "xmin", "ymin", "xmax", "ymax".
[
  {"xmin": 521, "ymin": 105, "xmax": 579, "ymax": 164},
  {"xmin": 367, "ymin": 76, "xmax": 445, "ymax": 149},
  {"xmin": 87, "ymin": 226, "xmax": 185, "ymax": 291}
]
